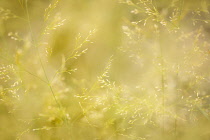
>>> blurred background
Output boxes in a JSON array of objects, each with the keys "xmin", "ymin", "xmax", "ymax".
[{"xmin": 1, "ymin": 0, "xmax": 210, "ymax": 139}]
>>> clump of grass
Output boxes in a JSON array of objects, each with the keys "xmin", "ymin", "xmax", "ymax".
[{"xmin": 1, "ymin": 0, "xmax": 210, "ymax": 140}]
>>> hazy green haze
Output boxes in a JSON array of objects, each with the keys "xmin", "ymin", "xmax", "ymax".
[{"xmin": 1, "ymin": 0, "xmax": 210, "ymax": 140}]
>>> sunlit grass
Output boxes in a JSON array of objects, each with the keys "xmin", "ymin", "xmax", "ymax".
[{"xmin": 0, "ymin": 0, "xmax": 210, "ymax": 140}]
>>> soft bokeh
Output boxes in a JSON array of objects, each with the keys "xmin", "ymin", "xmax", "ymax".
[{"xmin": 1, "ymin": 0, "xmax": 210, "ymax": 140}]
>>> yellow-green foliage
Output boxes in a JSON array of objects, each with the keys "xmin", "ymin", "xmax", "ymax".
[{"xmin": 0, "ymin": 0, "xmax": 210, "ymax": 140}]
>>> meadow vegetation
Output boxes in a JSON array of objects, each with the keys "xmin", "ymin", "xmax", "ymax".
[{"xmin": 0, "ymin": 0, "xmax": 210, "ymax": 139}]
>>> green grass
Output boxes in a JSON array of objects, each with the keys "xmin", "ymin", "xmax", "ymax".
[{"xmin": 0, "ymin": 0, "xmax": 210, "ymax": 140}]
